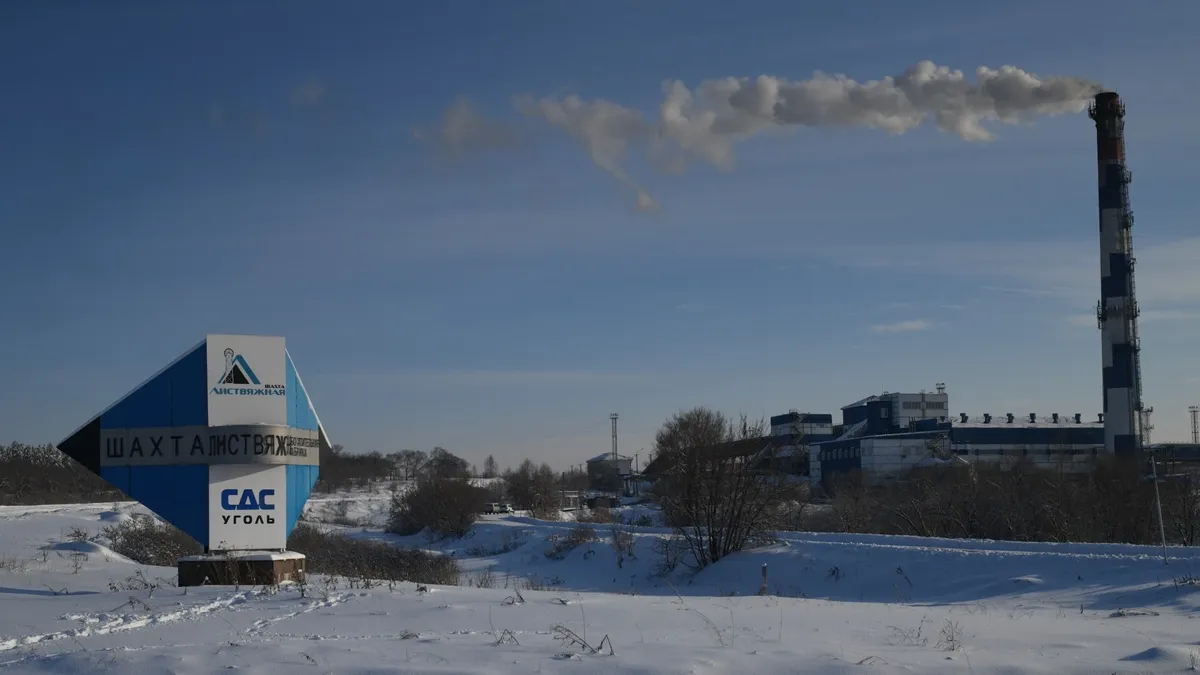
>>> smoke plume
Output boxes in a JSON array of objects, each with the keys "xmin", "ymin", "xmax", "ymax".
[
  {"xmin": 413, "ymin": 96, "xmax": 524, "ymax": 159},
  {"xmin": 419, "ymin": 61, "xmax": 1102, "ymax": 209}
]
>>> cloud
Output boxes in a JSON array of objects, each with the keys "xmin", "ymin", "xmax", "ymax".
[
  {"xmin": 290, "ymin": 79, "xmax": 328, "ymax": 107},
  {"xmin": 871, "ymin": 319, "xmax": 933, "ymax": 333},
  {"xmin": 421, "ymin": 60, "xmax": 1101, "ymax": 209},
  {"xmin": 412, "ymin": 97, "xmax": 524, "ymax": 158}
]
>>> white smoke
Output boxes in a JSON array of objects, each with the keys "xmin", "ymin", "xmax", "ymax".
[
  {"xmin": 420, "ymin": 61, "xmax": 1103, "ymax": 208},
  {"xmin": 413, "ymin": 96, "xmax": 524, "ymax": 158}
]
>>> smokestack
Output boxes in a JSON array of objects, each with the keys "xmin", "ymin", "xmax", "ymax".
[
  {"xmin": 610, "ymin": 413, "xmax": 619, "ymax": 461},
  {"xmin": 1088, "ymin": 92, "xmax": 1143, "ymax": 457}
]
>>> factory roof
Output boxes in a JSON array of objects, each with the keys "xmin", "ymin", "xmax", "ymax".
[
  {"xmin": 841, "ymin": 395, "xmax": 882, "ymax": 409},
  {"xmin": 953, "ymin": 421, "xmax": 1104, "ymax": 429},
  {"xmin": 588, "ymin": 453, "xmax": 633, "ymax": 463}
]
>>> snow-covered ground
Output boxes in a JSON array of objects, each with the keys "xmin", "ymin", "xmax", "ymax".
[{"xmin": 3, "ymin": 495, "xmax": 1200, "ymax": 674}]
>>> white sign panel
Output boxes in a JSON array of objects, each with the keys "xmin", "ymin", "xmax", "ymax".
[
  {"xmin": 208, "ymin": 464, "xmax": 288, "ymax": 551},
  {"xmin": 207, "ymin": 334, "xmax": 287, "ymax": 427},
  {"xmin": 99, "ymin": 425, "xmax": 319, "ymax": 466}
]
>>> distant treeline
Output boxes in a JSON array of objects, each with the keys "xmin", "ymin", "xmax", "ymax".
[
  {"xmin": 0, "ymin": 442, "xmax": 407, "ymax": 505},
  {"xmin": 821, "ymin": 457, "xmax": 1200, "ymax": 546}
]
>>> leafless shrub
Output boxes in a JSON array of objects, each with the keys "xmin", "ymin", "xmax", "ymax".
[
  {"xmin": 494, "ymin": 628, "xmax": 520, "ymax": 646},
  {"xmin": 610, "ymin": 523, "xmax": 636, "ymax": 568},
  {"xmin": 523, "ymin": 575, "xmax": 560, "ymax": 591},
  {"xmin": 386, "ymin": 477, "xmax": 488, "ymax": 539},
  {"xmin": 324, "ymin": 500, "xmax": 364, "ymax": 527},
  {"xmin": 888, "ymin": 617, "xmax": 929, "ymax": 647},
  {"xmin": 288, "ymin": 523, "xmax": 459, "ymax": 585},
  {"xmin": 552, "ymin": 625, "xmax": 614, "ymax": 655},
  {"xmin": 936, "ymin": 619, "xmax": 964, "ymax": 651},
  {"xmin": 0, "ymin": 555, "xmax": 27, "ymax": 572},
  {"xmin": 472, "ymin": 567, "xmax": 497, "ymax": 589},
  {"xmin": 575, "ymin": 507, "xmax": 617, "ymax": 524},
  {"xmin": 108, "ymin": 571, "xmax": 165, "ymax": 595},
  {"xmin": 465, "ymin": 530, "xmax": 526, "ymax": 557},
  {"xmin": 64, "ymin": 526, "xmax": 94, "ymax": 543},
  {"xmin": 545, "ymin": 525, "xmax": 598, "ymax": 560},
  {"xmin": 103, "ymin": 516, "xmax": 202, "ymax": 567},
  {"xmin": 651, "ymin": 535, "xmax": 688, "ymax": 576}
]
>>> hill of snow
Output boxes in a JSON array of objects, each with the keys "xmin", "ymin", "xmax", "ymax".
[{"xmin": 2, "ymin": 495, "xmax": 1200, "ymax": 674}]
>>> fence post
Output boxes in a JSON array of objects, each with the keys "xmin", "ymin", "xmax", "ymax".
[{"xmin": 759, "ymin": 563, "xmax": 768, "ymax": 595}]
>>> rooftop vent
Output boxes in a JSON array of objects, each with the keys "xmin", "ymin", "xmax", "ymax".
[
  {"xmin": 1074, "ymin": 413, "xmax": 1082, "ymax": 424},
  {"xmin": 983, "ymin": 413, "xmax": 992, "ymax": 424},
  {"xmin": 959, "ymin": 413, "xmax": 969, "ymax": 423},
  {"xmin": 1029, "ymin": 413, "xmax": 1037, "ymax": 424},
  {"xmin": 1098, "ymin": 413, "xmax": 1105, "ymax": 423},
  {"xmin": 1006, "ymin": 413, "xmax": 1015, "ymax": 424},
  {"xmin": 1052, "ymin": 413, "xmax": 1060, "ymax": 424}
]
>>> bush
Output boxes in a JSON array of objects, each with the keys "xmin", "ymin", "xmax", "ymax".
[
  {"xmin": 386, "ymin": 477, "xmax": 489, "ymax": 538},
  {"xmin": 575, "ymin": 507, "xmax": 617, "ymax": 524},
  {"xmin": 545, "ymin": 524, "xmax": 598, "ymax": 560},
  {"xmin": 99, "ymin": 517, "xmax": 459, "ymax": 586},
  {"xmin": 289, "ymin": 524, "xmax": 459, "ymax": 585},
  {"xmin": 103, "ymin": 516, "xmax": 202, "ymax": 567}
]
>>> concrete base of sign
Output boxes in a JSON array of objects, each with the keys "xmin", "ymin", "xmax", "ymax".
[{"xmin": 177, "ymin": 551, "xmax": 306, "ymax": 587}]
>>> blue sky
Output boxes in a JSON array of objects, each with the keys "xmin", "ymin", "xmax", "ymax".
[{"xmin": 2, "ymin": 0, "xmax": 1199, "ymax": 469}]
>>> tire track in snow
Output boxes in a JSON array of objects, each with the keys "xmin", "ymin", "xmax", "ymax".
[{"xmin": 0, "ymin": 591, "xmax": 254, "ymax": 653}]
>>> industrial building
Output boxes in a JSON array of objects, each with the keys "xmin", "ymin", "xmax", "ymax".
[
  {"xmin": 777, "ymin": 92, "xmax": 1161, "ymax": 486},
  {"xmin": 586, "ymin": 452, "xmax": 633, "ymax": 492},
  {"xmin": 773, "ymin": 387, "xmax": 1108, "ymax": 488}
]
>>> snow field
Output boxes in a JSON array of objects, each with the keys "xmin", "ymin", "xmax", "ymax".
[{"xmin": 1, "ymin": 495, "xmax": 1200, "ymax": 673}]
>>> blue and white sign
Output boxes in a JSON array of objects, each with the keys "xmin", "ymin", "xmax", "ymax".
[
  {"xmin": 58, "ymin": 334, "xmax": 328, "ymax": 553},
  {"xmin": 209, "ymin": 464, "xmax": 289, "ymax": 550}
]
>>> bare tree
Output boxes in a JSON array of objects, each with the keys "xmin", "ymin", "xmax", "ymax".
[
  {"xmin": 482, "ymin": 455, "xmax": 499, "ymax": 479},
  {"xmin": 391, "ymin": 450, "xmax": 428, "ymax": 481},
  {"xmin": 651, "ymin": 407, "xmax": 794, "ymax": 569},
  {"xmin": 504, "ymin": 459, "xmax": 561, "ymax": 515},
  {"xmin": 425, "ymin": 447, "xmax": 471, "ymax": 481}
]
